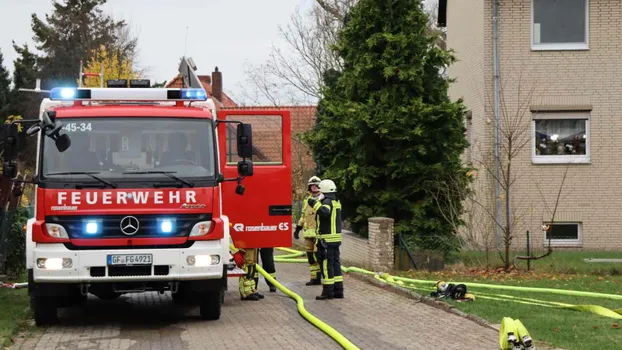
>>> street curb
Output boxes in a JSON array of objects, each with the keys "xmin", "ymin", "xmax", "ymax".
[{"xmin": 344, "ymin": 270, "xmax": 499, "ymax": 332}]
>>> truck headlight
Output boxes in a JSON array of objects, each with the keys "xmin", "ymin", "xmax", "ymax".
[
  {"xmin": 189, "ymin": 221, "xmax": 212, "ymax": 237},
  {"xmin": 186, "ymin": 255, "xmax": 220, "ymax": 267},
  {"xmin": 36, "ymin": 258, "xmax": 72, "ymax": 270},
  {"xmin": 45, "ymin": 223, "xmax": 69, "ymax": 239}
]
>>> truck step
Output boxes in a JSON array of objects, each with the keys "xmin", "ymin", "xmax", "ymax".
[{"xmin": 227, "ymin": 266, "xmax": 246, "ymax": 277}]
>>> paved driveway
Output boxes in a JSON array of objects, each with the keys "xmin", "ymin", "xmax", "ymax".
[{"xmin": 12, "ymin": 263, "xmax": 498, "ymax": 350}]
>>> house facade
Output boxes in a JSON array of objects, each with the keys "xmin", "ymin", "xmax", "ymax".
[{"xmin": 440, "ymin": 0, "xmax": 622, "ymax": 250}]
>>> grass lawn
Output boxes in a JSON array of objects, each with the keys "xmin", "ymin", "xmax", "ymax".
[
  {"xmin": 395, "ymin": 252, "xmax": 622, "ymax": 350},
  {"xmin": 0, "ymin": 279, "xmax": 31, "ymax": 347},
  {"xmin": 453, "ymin": 250, "xmax": 622, "ymax": 276}
]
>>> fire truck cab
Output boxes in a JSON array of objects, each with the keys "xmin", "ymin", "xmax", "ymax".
[{"xmin": 3, "ymin": 60, "xmax": 293, "ymax": 325}]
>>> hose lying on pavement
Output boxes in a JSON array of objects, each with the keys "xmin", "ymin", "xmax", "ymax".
[
  {"xmin": 273, "ymin": 247, "xmax": 622, "ymax": 320},
  {"xmin": 256, "ymin": 265, "xmax": 360, "ymax": 350}
]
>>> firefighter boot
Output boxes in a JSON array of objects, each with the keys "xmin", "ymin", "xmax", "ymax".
[
  {"xmin": 334, "ymin": 282, "xmax": 344, "ymax": 299},
  {"xmin": 242, "ymin": 294, "xmax": 261, "ymax": 301},
  {"xmin": 316, "ymin": 285, "xmax": 334, "ymax": 300},
  {"xmin": 306, "ymin": 272, "xmax": 321, "ymax": 286}
]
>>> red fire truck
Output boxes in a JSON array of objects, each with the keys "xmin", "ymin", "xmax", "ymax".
[{"xmin": 2, "ymin": 58, "xmax": 292, "ymax": 325}]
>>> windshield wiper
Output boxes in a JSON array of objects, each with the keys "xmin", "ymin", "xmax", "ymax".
[
  {"xmin": 46, "ymin": 171, "xmax": 117, "ymax": 189},
  {"xmin": 122, "ymin": 171, "xmax": 194, "ymax": 188}
]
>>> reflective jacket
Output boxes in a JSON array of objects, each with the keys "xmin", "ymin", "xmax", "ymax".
[
  {"xmin": 298, "ymin": 193, "xmax": 323, "ymax": 238},
  {"xmin": 309, "ymin": 194, "xmax": 342, "ymax": 243}
]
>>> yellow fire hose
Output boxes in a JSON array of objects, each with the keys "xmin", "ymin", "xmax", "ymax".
[
  {"xmin": 272, "ymin": 247, "xmax": 622, "ymax": 320},
  {"xmin": 256, "ymin": 265, "xmax": 360, "ymax": 350},
  {"xmin": 230, "ymin": 245, "xmax": 360, "ymax": 350}
]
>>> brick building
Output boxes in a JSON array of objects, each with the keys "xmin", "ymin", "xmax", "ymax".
[
  {"xmin": 166, "ymin": 68, "xmax": 317, "ymax": 200},
  {"xmin": 440, "ymin": 0, "xmax": 619, "ymax": 250}
]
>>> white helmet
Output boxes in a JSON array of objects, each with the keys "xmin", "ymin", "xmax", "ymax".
[
  {"xmin": 307, "ymin": 176, "xmax": 321, "ymax": 187},
  {"xmin": 319, "ymin": 179, "xmax": 337, "ymax": 193},
  {"xmin": 436, "ymin": 281, "xmax": 448, "ymax": 293}
]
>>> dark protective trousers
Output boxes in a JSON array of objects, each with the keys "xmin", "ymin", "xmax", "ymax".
[
  {"xmin": 316, "ymin": 241, "xmax": 343, "ymax": 297},
  {"xmin": 256, "ymin": 247, "xmax": 276, "ymax": 288}
]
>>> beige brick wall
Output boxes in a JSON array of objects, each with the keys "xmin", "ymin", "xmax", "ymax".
[
  {"xmin": 448, "ymin": 0, "xmax": 622, "ymax": 250},
  {"xmin": 341, "ymin": 231, "xmax": 371, "ymax": 269}
]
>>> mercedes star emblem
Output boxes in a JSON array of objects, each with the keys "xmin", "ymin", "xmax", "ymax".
[{"xmin": 120, "ymin": 216, "xmax": 140, "ymax": 236}]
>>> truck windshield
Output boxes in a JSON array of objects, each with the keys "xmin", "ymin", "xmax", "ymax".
[{"xmin": 41, "ymin": 117, "xmax": 215, "ymax": 181}]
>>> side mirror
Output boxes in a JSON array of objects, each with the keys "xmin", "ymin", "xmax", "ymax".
[
  {"xmin": 236, "ymin": 124, "xmax": 253, "ymax": 159},
  {"xmin": 55, "ymin": 133, "xmax": 71, "ymax": 152},
  {"xmin": 237, "ymin": 160, "xmax": 254, "ymax": 177}
]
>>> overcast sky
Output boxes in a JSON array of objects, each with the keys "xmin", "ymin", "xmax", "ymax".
[
  {"xmin": 0, "ymin": 0, "xmax": 316, "ymax": 100},
  {"xmin": 1, "ymin": 0, "xmax": 435, "ymax": 103}
]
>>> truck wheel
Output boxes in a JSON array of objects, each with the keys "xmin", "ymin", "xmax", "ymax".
[
  {"xmin": 199, "ymin": 291, "xmax": 222, "ymax": 320},
  {"xmin": 31, "ymin": 296, "xmax": 58, "ymax": 326}
]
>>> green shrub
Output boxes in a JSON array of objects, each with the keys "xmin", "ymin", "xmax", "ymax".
[{"xmin": 2, "ymin": 206, "xmax": 29, "ymax": 278}]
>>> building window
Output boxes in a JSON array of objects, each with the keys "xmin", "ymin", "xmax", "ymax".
[
  {"xmin": 532, "ymin": 0, "xmax": 589, "ymax": 50},
  {"xmin": 543, "ymin": 222, "xmax": 582, "ymax": 247},
  {"xmin": 532, "ymin": 112, "xmax": 589, "ymax": 164}
]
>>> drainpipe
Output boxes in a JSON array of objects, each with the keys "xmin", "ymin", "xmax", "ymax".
[{"xmin": 493, "ymin": 0, "xmax": 502, "ymax": 249}]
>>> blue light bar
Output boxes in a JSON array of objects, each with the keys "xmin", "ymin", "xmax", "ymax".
[
  {"xmin": 49, "ymin": 87, "xmax": 208, "ymax": 102},
  {"xmin": 50, "ymin": 88, "xmax": 91, "ymax": 100}
]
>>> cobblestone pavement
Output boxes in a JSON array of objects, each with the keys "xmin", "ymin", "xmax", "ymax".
[{"xmin": 12, "ymin": 262, "xmax": 498, "ymax": 350}]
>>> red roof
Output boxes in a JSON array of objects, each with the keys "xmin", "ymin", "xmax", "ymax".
[{"xmin": 165, "ymin": 75, "xmax": 238, "ymax": 108}]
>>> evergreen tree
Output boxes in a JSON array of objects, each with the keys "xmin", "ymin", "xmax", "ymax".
[
  {"xmin": 9, "ymin": 42, "xmax": 41, "ymax": 168},
  {"xmin": 0, "ymin": 49, "xmax": 11, "ymax": 121},
  {"xmin": 30, "ymin": 0, "xmax": 136, "ymax": 88},
  {"xmin": 305, "ymin": 0, "xmax": 470, "ymax": 253}
]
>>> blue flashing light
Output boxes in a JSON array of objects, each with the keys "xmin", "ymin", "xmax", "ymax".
[
  {"xmin": 84, "ymin": 220, "xmax": 99, "ymax": 235},
  {"xmin": 181, "ymin": 88, "xmax": 207, "ymax": 100},
  {"xmin": 50, "ymin": 87, "xmax": 91, "ymax": 100},
  {"xmin": 159, "ymin": 218, "xmax": 175, "ymax": 234}
]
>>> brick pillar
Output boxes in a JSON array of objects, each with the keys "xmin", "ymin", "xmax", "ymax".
[{"xmin": 367, "ymin": 217, "xmax": 394, "ymax": 271}]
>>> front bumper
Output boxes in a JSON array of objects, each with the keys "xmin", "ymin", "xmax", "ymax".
[{"xmin": 32, "ymin": 241, "xmax": 224, "ymax": 283}]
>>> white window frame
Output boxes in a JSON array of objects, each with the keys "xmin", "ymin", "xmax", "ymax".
[
  {"xmin": 543, "ymin": 222, "xmax": 582, "ymax": 247},
  {"xmin": 531, "ymin": 112, "xmax": 590, "ymax": 164},
  {"xmin": 531, "ymin": 0, "xmax": 590, "ymax": 51}
]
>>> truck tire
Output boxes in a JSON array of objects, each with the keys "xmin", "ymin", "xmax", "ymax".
[
  {"xmin": 31, "ymin": 296, "xmax": 58, "ymax": 326},
  {"xmin": 199, "ymin": 290, "xmax": 222, "ymax": 320}
]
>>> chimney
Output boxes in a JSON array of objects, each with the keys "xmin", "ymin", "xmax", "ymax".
[{"xmin": 211, "ymin": 66, "xmax": 223, "ymax": 103}]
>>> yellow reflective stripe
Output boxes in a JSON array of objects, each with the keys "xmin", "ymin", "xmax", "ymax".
[
  {"xmin": 319, "ymin": 234, "xmax": 341, "ymax": 240},
  {"xmin": 323, "ymin": 278, "xmax": 335, "ymax": 285},
  {"xmin": 312, "ymin": 201, "xmax": 322, "ymax": 211},
  {"xmin": 335, "ymin": 276, "xmax": 343, "ymax": 282},
  {"xmin": 298, "ymin": 196, "xmax": 310, "ymax": 226}
]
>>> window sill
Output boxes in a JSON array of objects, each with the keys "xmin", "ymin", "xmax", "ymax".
[
  {"xmin": 531, "ymin": 43, "xmax": 589, "ymax": 51},
  {"xmin": 543, "ymin": 240, "xmax": 582, "ymax": 248},
  {"xmin": 532, "ymin": 156, "xmax": 590, "ymax": 164}
]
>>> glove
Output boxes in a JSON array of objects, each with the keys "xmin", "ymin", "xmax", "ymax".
[
  {"xmin": 294, "ymin": 225, "xmax": 302, "ymax": 239},
  {"xmin": 233, "ymin": 251, "xmax": 245, "ymax": 268}
]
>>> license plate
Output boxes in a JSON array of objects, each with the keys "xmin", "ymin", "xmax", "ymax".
[{"xmin": 107, "ymin": 254, "xmax": 153, "ymax": 266}]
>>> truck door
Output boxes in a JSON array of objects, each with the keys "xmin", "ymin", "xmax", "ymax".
[{"xmin": 217, "ymin": 109, "xmax": 293, "ymax": 249}]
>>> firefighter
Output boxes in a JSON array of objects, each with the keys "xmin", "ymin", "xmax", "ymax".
[
  {"xmin": 256, "ymin": 247, "xmax": 277, "ymax": 292},
  {"xmin": 231, "ymin": 247, "xmax": 264, "ymax": 301},
  {"xmin": 294, "ymin": 176, "xmax": 324, "ymax": 285},
  {"xmin": 307, "ymin": 179, "xmax": 343, "ymax": 300}
]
